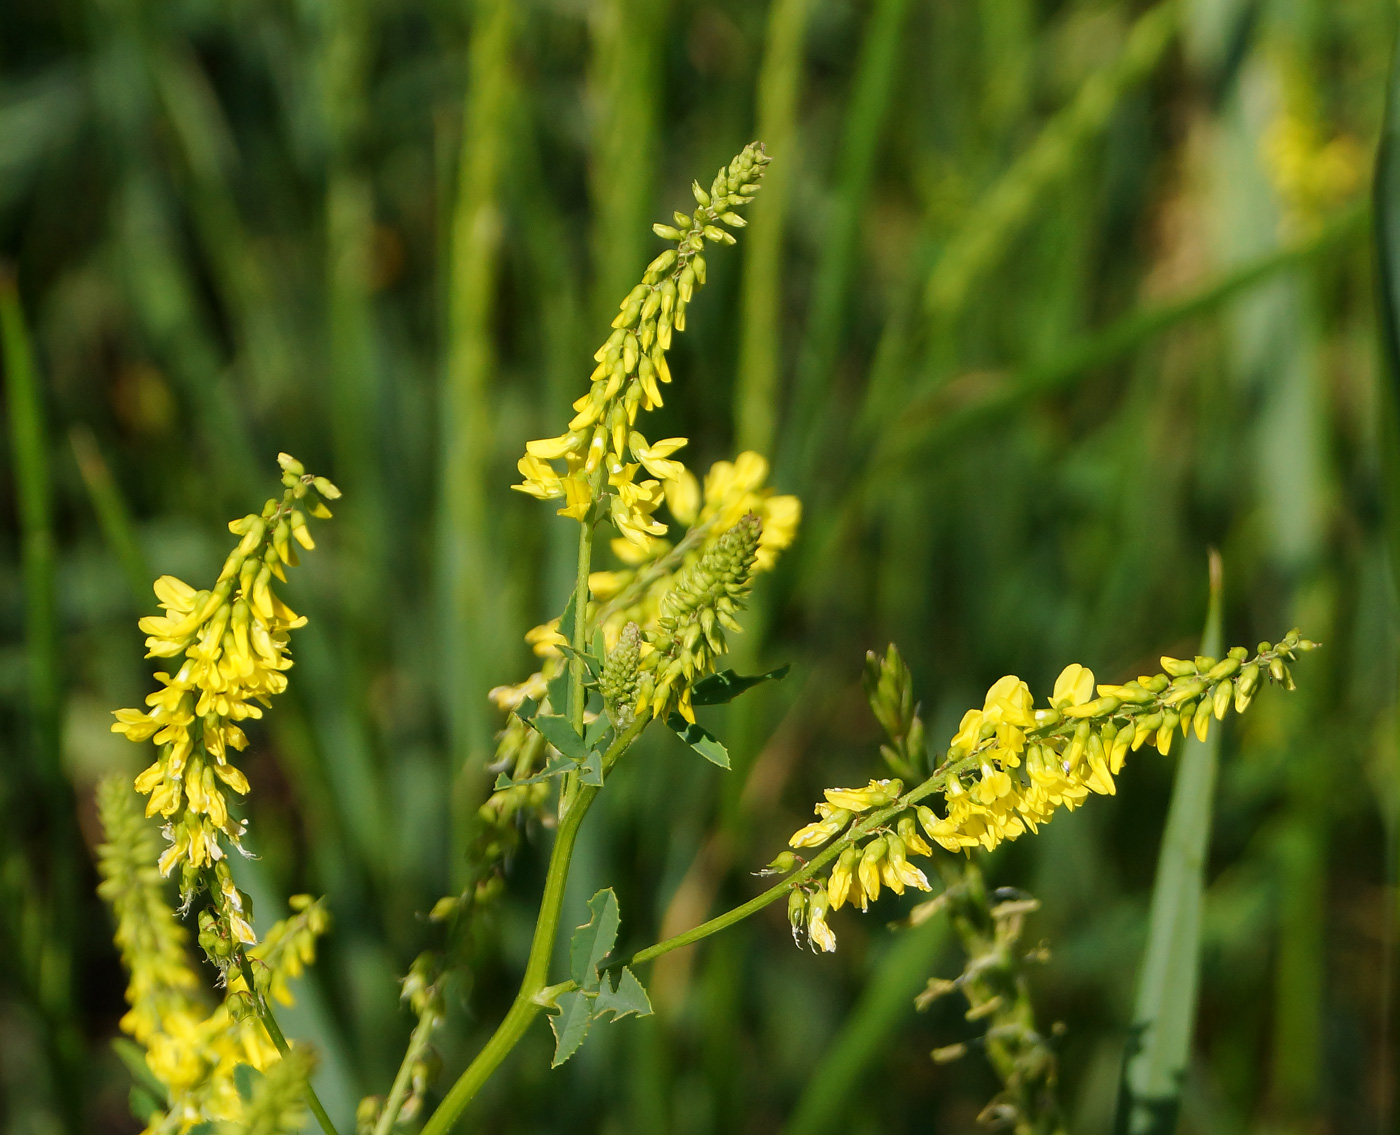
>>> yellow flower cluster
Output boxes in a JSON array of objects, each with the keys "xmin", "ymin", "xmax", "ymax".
[
  {"xmin": 514, "ymin": 143, "xmax": 770, "ymax": 544},
  {"xmin": 95, "ymin": 777, "xmax": 328, "ymax": 1135},
  {"xmin": 589, "ymin": 451, "xmax": 800, "ymax": 650},
  {"xmin": 925, "ymin": 634, "xmax": 1311, "ymax": 853},
  {"xmin": 780, "ymin": 632, "xmax": 1315, "ymax": 952},
  {"xmin": 111, "ymin": 455, "xmax": 338, "ymax": 896},
  {"xmin": 787, "ymin": 779, "xmax": 934, "ymax": 952}
]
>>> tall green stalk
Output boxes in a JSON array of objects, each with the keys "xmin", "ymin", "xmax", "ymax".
[
  {"xmin": 442, "ymin": 0, "xmax": 514, "ymax": 877},
  {"xmin": 734, "ymin": 0, "xmax": 811, "ymax": 456}
]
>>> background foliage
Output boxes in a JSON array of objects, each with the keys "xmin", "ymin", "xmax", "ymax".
[{"xmin": 0, "ymin": 0, "xmax": 1395, "ymax": 1132}]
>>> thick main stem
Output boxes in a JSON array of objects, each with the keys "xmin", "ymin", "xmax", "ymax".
[
  {"xmin": 423, "ymin": 720, "xmax": 648, "ymax": 1134},
  {"xmin": 420, "ymin": 782, "xmax": 598, "ymax": 1135}
]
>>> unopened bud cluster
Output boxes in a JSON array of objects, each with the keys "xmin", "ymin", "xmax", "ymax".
[
  {"xmin": 637, "ymin": 513, "xmax": 762, "ymax": 722},
  {"xmin": 600, "ymin": 622, "xmax": 643, "ymax": 727},
  {"xmin": 863, "ymin": 644, "xmax": 928, "ymax": 780}
]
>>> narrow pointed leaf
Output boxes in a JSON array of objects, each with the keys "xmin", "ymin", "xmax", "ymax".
[
  {"xmin": 666, "ymin": 713, "xmax": 730, "ymax": 768},
  {"xmin": 1115, "ymin": 554, "xmax": 1223, "ymax": 1135},
  {"xmin": 689, "ymin": 664, "xmax": 791, "ymax": 706}
]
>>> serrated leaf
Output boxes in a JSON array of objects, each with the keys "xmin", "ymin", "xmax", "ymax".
[
  {"xmin": 233, "ymin": 1063, "xmax": 263, "ymax": 1102},
  {"xmin": 546, "ymin": 669, "xmax": 571, "ymax": 719},
  {"xmin": 493, "ymin": 752, "xmax": 575, "ymax": 790},
  {"xmin": 595, "ymin": 965, "xmax": 653, "ymax": 1021},
  {"xmin": 579, "ymin": 746, "xmax": 603, "ymax": 786},
  {"xmin": 515, "ymin": 696, "xmax": 539, "ymax": 722},
  {"xmin": 666, "ymin": 713, "xmax": 730, "ymax": 769},
  {"xmin": 531, "ymin": 714, "xmax": 590, "ymax": 762},
  {"xmin": 549, "ymin": 989, "xmax": 596, "ymax": 1067},
  {"xmin": 689, "ymin": 664, "xmax": 791, "ymax": 707},
  {"xmin": 570, "ymin": 888, "xmax": 620, "ymax": 989},
  {"xmin": 558, "ymin": 591, "xmax": 577, "ymax": 644},
  {"xmin": 584, "ymin": 715, "xmax": 611, "ymax": 751}
]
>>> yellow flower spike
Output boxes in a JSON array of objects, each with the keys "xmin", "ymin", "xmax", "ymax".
[{"xmin": 113, "ymin": 456, "xmax": 334, "ymax": 892}]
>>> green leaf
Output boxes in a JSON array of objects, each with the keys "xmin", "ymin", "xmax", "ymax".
[
  {"xmin": 233, "ymin": 1062, "xmax": 264, "ymax": 1102},
  {"xmin": 129, "ymin": 1087, "xmax": 161, "ymax": 1124},
  {"xmin": 530, "ymin": 714, "xmax": 589, "ymax": 762},
  {"xmin": 584, "ymin": 715, "xmax": 611, "ymax": 751},
  {"xmin": 493, "ymin": 752, "xmax": 575, "ymax": 790},
  {"xmin": 595, "ymin": 965, "xmax": 653, "ymax": 1021},
  {"xmin": 1115, "ymin": 554, "xmax": 1223, "ymax": 1135},
  {"xmin": 112, "ymin": 1038, "xmax": 167, "ymax": 1101},
  {"xmin": 549, "ymin": 989, "xmax": 596, "ymax": 1067},
  {"xmin": 666, "ymin": 713, "xmax": 730, "ymax": 769},
  {"xmin": 569, "ymin": 888, "xmax": 621, "ymax": 989},
  {"xmin": 689, "ymin": 664, "xmax": 790, "ymax": 706},
  {"xmin": 546, "ymin": 669, "xmax": 571, "ymax": 719},
  {"xmin": 558, "ymin": 591, "xmax": 577, "ymax": 648},
  {"xmin": 579, "ymin": 746, "xmax": 603, "ymax": 786}
]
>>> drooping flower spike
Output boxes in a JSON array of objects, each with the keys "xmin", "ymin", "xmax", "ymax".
[{"xmin": 111, "ymin": 453, "xmax": 338, "ymax": 904}]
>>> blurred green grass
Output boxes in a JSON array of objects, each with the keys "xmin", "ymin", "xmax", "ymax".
[{"xmin": 0, "ymin": 0, "xmax": 1395, "ymax": 1132}]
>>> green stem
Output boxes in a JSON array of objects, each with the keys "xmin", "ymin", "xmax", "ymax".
[
  {"xmin": 372, "ymin": 1004, "xmax": 439, "ymax": 1135},
  {"xmin": 236, "ymin": 952, "xmax": 340, "ymax": 1135},
  {"xmin": 421, "ymin": 716, "xmax": 649, "ymax": 1135}
]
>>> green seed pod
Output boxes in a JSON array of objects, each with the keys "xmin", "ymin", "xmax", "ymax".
[
  {"xmin": 1193, "ymin": 656, "xmax": 1217, "ymax": 673},
  {"xmin": 1141, "ymin": 673, "xmax": 1170, "ymax": 694},
  {"xmin": 757, "ymin": 850, "xmax": 799, "ymax": 876},
  {"xmin": 788, "ymin": 889, "xmax": 807, "ymax": 942},
  {"xmin": 652, "ymin": 223, "xmax": 682, "ymax": 241}
]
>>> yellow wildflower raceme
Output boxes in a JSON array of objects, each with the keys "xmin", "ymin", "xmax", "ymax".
[
  {"xmin": 95, "ymin": 776, "xmax": 330, "ymax": 1135},
  {"xmin": 775, "ymin": 632, "xmax": 1315, "ymax": 953},
  {"xmin": 112, "ymin": 454, "xmax": 338, "ymax": 897},
  {"xmin": 513, "ymin": 143, "xmax": 770, "ymax": 544}
]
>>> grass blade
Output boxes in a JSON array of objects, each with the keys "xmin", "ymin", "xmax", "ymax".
[
  {"xmin": 734, "ymin": 0, "xmax": 812, "ymax": 456},
  {"xmin": 441, "ymin": 0, "xmax": 514, "ymax": 873},
  {"xmin": 1114, "ymin": 552, "xmax": 1224, "ymax": 1135},
  {"xmin": 783, "ymin": 0, "xmax": 910, "ymax": 493}
]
